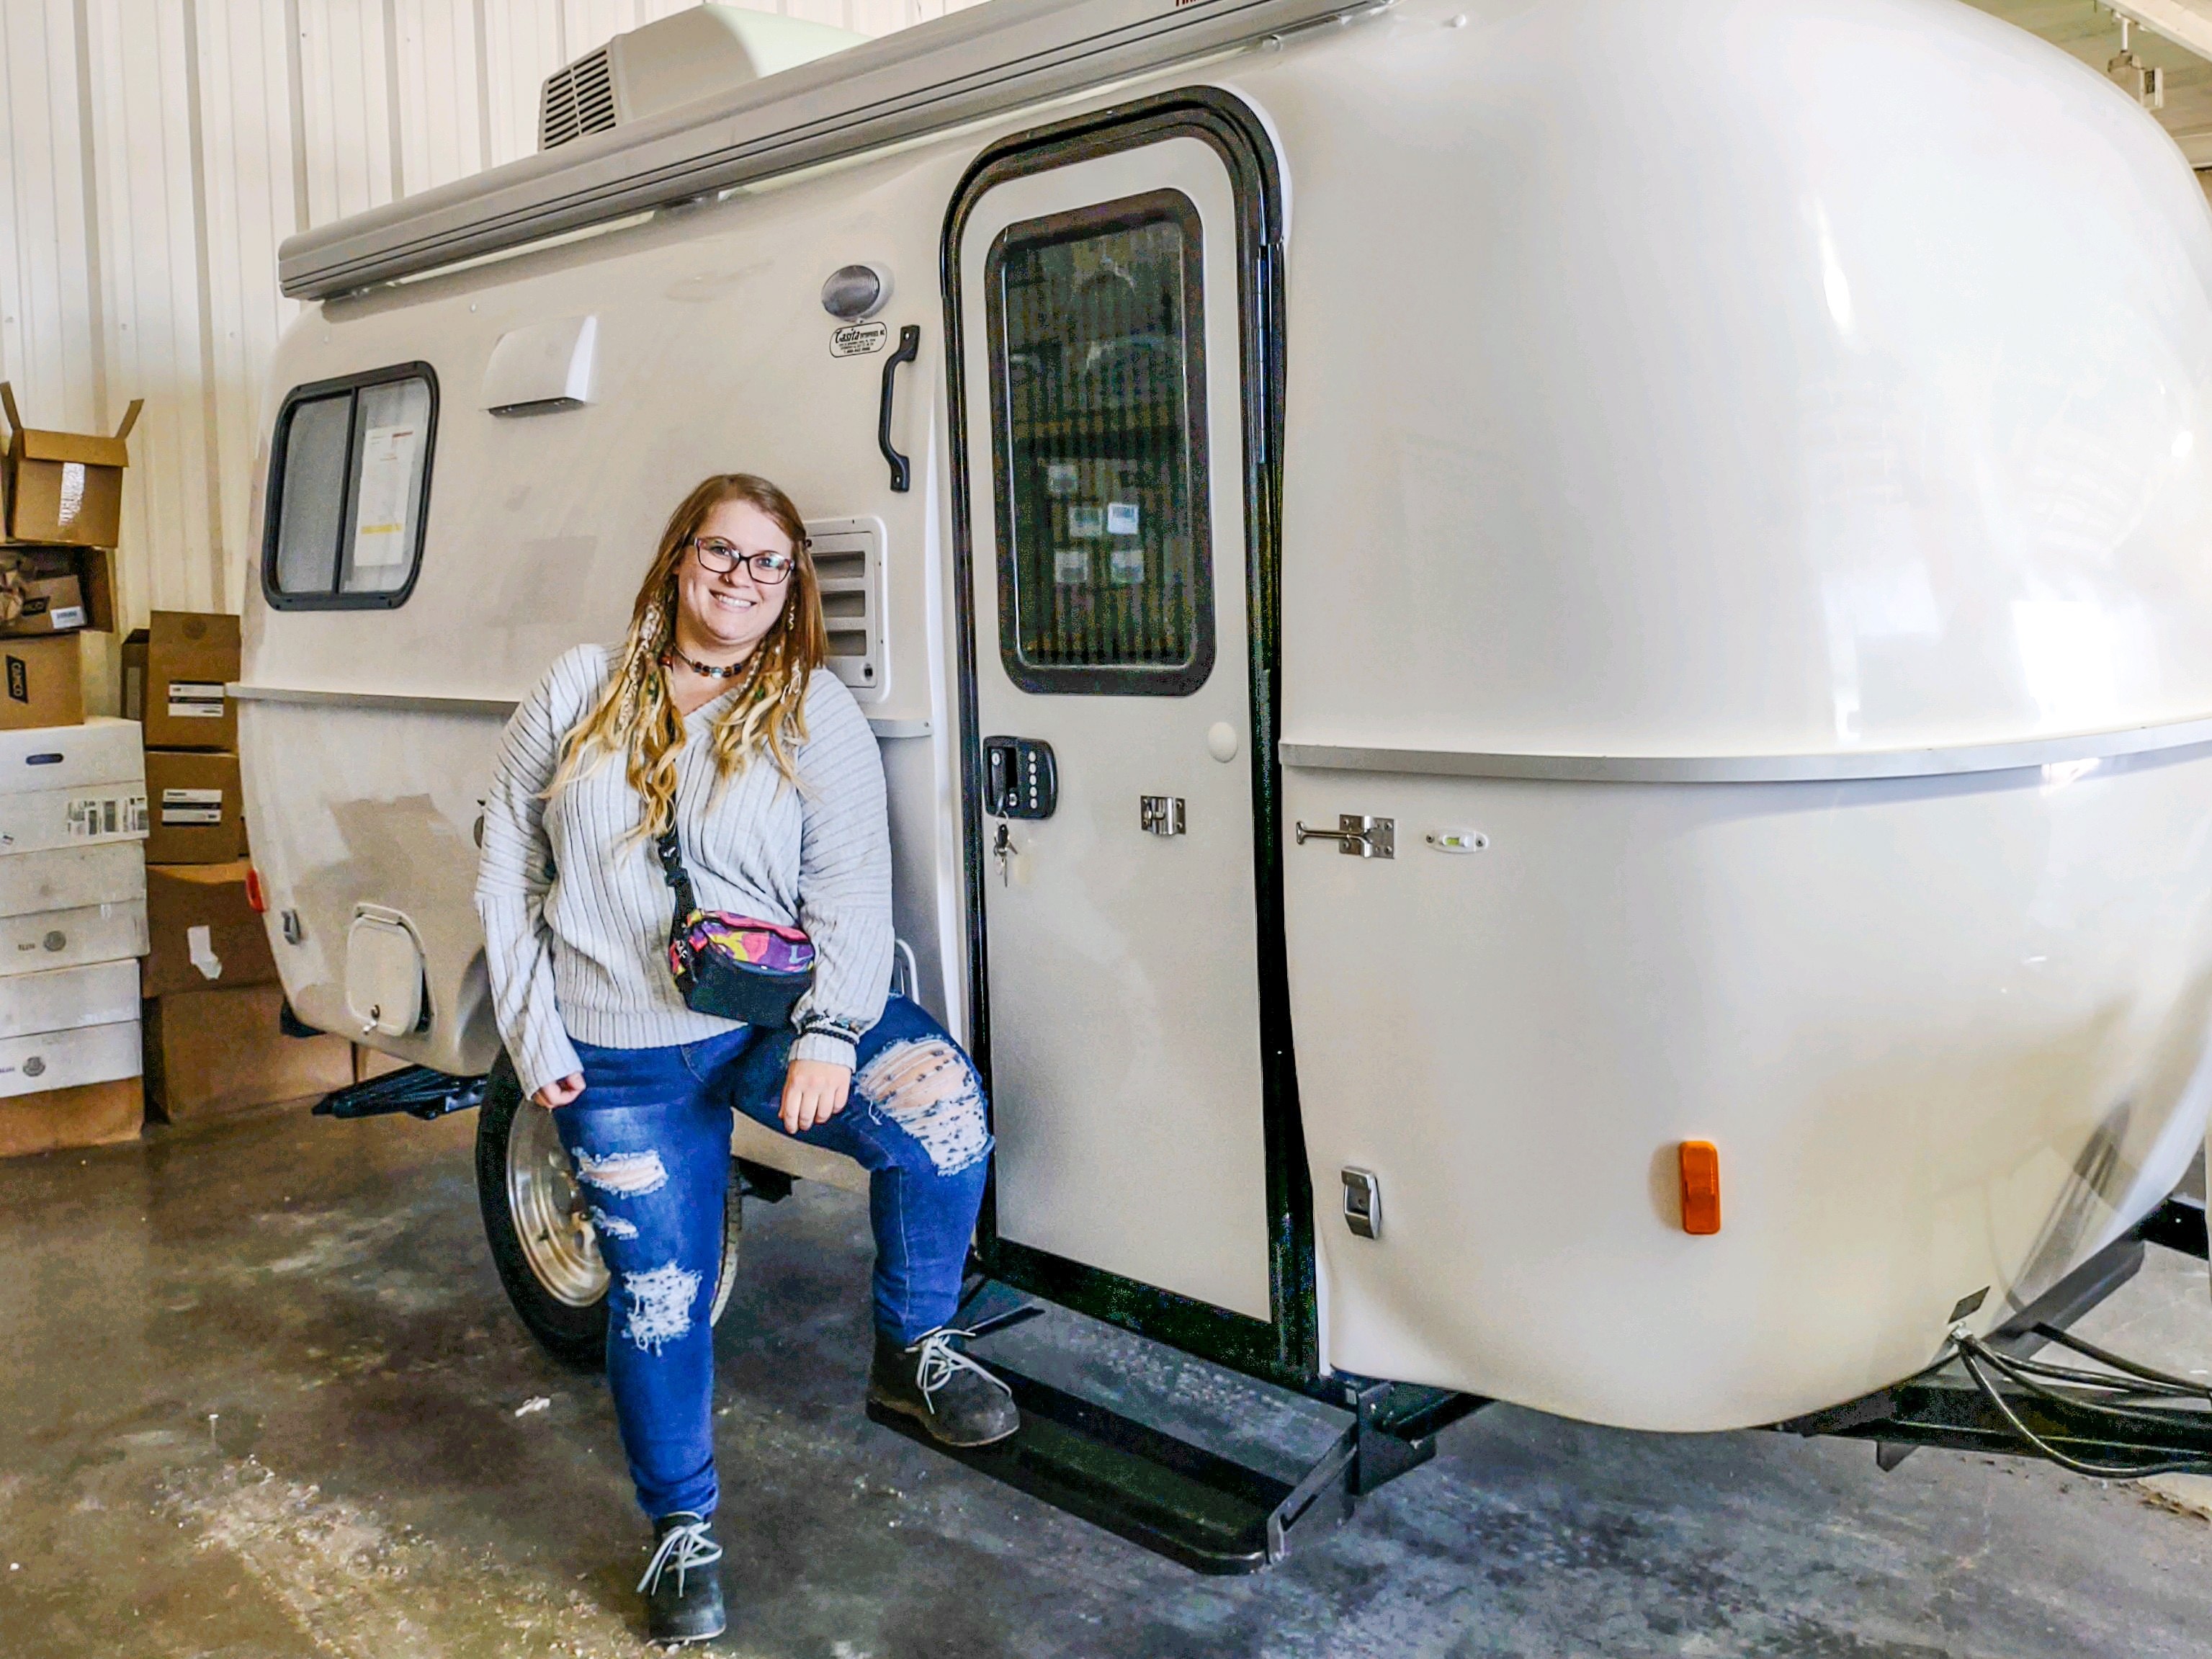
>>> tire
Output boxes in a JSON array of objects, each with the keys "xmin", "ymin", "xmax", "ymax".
[{"xmin": 475, "ymin": 1055, "xmax": 742, "ymax": 1370}]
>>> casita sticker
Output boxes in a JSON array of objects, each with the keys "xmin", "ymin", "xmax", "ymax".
[{"xmin": 830, "ymin": 322, "xmax": 889, "ymax": 359}]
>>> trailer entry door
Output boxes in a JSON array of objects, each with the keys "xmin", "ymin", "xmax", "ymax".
[{"xmin": 949, "ymin": 103, "xmax": 1302, "ymax": 1372}]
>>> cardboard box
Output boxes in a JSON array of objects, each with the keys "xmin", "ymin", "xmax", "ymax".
[
  {"xmin": 0, "ymin": 545, "xmax": 86, "ymax": 637},
  {"xmin": 0, "ymin": 900, "xmax": 146, "ymax": 979},
  {"xmin": 0, "ymin": 634, "xmax": 82, "ymax": 730},
  {"xmin": 1, "ymin": 714, "xmax": 140, "ymax": 790},
  {"xmin": 0, "ymin": 1074, "xmax": 141, "ymax": 1158},
  {"xmin": 0, "ymin": 841, "xmax": 145, "ymax": 918},
  {"xmin": 122, "ymin": 611, "xmax": 239, "ymax": 750},
  {"xmin": 144, "ymin": 984, "xmax": 351, "ymax": 1122},
  {"xmin": 143, "ymin": 750, "xmax": 241, "ymax": 864},
  {"xmin": 143, "ymin": 859, "xmax": 274, "ymax": 998},
  {"xmin": 0, "ymin": 957, "xmax": 138, "ymax": 1042},
  {"xmin": 0, "ymin": 717, "xmax": 145, "ymax": 850},
  {"xmin": 0, "ymin": 1016, "xmax": 140, "ymax": 1099},
  {"xmin": 0, "ymin": 715, "xmax": 143, "ymax": 838},
  {"xmin": 0, "ymin": 384, "xmax": 142, "ymax": 547}
]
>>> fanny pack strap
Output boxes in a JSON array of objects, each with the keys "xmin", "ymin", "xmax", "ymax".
[{"xmin": 655, "ymin": 824, "xmax": 699, "ymax": 932}]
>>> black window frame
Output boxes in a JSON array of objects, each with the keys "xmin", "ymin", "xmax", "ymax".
[
  {"xmin": 984, "ymin": 188, "xmax": 1216, "ymax": 696},
  {"xmin": 260, "ymin": 360, "xmax": 439, "ymax": 612}
]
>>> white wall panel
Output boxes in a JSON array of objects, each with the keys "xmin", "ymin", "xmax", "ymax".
[
  {"xmin": 0, "ymin": 0, "xmax": 990, "ymax": 676},
  {"xmin": 0, "ymin": 0, "xmax": 104, "ymax": 431},
  {"xmin": 297, "ymin": 0, "xmax": 396, "ymax": 223},
  {"xmin": 83, "ymin": 0, "xmax": 219, "ymax": 621},
  {"xmin": 194, "ymin": 0, "xmax": 299, "ymax": 614},
  {"xmin": 480, "ymin": 0, "xmax": 564, "ymax": 165},
  {"xmin": 394, "ymin": 0, "xmax": 485, "ymax": 193}
]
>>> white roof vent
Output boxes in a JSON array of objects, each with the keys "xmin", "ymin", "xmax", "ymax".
[
  {"xmin": 538, "ymin": 4, "xmax": 866, "ymax": 153},
  {"xmin": 539, "ymin": 48, "xmax": 617, "ymax": 151}
]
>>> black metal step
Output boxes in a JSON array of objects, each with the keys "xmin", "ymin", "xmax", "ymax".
[
  {"xmin": 313, "ymin": 1065, "xmax": 485, "ymax": 1122},
  {"xmin": 866, "ymin": 1363, "xmax": 1352, "ymax": 1573}
]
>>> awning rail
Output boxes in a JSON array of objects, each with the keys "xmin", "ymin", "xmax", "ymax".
[{"xmin": 278, "ymin": 0, "xmax": 1380, "ymax": 300}]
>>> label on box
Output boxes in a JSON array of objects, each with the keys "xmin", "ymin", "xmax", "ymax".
[
  {"xmin": 1106, "ymin": 501, "xmax": 1141, "ymax": 536},
  {"xmin": 67, "ymin": 795, "xmax": 146, "ymax": 839},
  {"xmin": 168, "ymin": 681, "xmax": 226, "ymax": 719},
  {"xmin": 48, "ymin": 605, "xmax": 84, "ymax": 630},
  {"xmin": 58, "ymin": 462, "xmax": 85, "ymax": 527},
  {"xmin": 160, "ymin": 788, "xmax": 225, "ymax": 826}
]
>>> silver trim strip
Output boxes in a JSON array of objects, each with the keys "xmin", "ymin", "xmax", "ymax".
[
  {"xmin": 279, "ymin": 0, "xmax": 1375, "ymax": 299},
  {"xmin": 1280, "ymin": 716, "xmax": 2212, "ymax": 784},
  {"xmin": 230, "ymin": 682, "xmax": 934, "ymax": 740}
]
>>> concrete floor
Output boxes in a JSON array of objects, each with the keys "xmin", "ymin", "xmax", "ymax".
[{"xmin": 1, "ymin": 1102, "xmax": 2208, "ymax": 1659}]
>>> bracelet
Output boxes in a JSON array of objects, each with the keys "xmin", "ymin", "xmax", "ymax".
[{"xmin": 794, "ymin": 1011, "xmax": 867, "ymax": 1047}]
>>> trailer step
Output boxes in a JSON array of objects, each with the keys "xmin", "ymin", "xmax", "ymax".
[
  {"xmin": 314, "ymin": 1065, "xmax": 485, "ymax": 1122},
  {"xmin": 864, "ymin": 1294, "xmax": 1485, "ymax": 1573}
]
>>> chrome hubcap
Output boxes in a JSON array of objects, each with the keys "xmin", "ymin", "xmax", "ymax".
[{"xmin": 506, "ymin": 1103, "xmax": 608, "ymax": 1307}]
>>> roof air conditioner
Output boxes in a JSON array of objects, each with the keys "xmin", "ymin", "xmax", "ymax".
[{"xmin": 537, "ymin": 4, "xmax": 866, "ymax": 152}]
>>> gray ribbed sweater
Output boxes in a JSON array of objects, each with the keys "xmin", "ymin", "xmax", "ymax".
[{"xmin": 475, "ymin": 643, "xmax": 892, "ymax": 1098}]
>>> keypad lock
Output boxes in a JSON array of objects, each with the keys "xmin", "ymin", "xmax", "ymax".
[{"xmin": 984, "ymin": 736, "xmax": 1057, "ymax": 819}]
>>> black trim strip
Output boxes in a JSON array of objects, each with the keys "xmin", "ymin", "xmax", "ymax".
[
  {"xmin": 942, "ymin": 88, "xmax": 1313, "ymax": 1391},
  {"xmin": 261, "ymin": 359, "xmax": 439, "ymax": 612}
]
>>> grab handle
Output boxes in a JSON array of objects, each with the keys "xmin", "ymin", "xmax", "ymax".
[{"xmin": 878, "ymin": 324, "xmax": 921, "ymax": 493}]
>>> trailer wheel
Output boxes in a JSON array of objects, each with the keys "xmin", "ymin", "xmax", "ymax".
[{"xmin": 475, "ymin": 1055, "xmax": 740, "ymax": 1369}]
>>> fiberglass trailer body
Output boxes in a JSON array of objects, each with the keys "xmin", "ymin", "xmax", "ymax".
[{"xmin": 242, "ymin": 0, "xmax": 2212, "ymax": 1562}]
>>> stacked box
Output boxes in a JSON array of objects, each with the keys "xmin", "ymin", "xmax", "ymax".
[
  {"xmin": 140, "ymin": 858, "xmax": 351, "ymax": 1122},
  {"xmin": 119, "ymin": 614, "xmax": 341, "ymax": 1120},
  {"xmin": 123, "ymin": 612, "xmax": 246, "ymax": 862},
  {"xmin": 1, "ymin": 382, "xmax": 129, "ymax": 737},
  {"xmin": 0, "ymin": 720, "xmax": 148, "ymax": 1157}
]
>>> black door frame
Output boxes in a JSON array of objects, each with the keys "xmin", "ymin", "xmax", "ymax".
[{"xmin": 940, "ymin": 88, "xmax": 1315, "ymax": 1392}]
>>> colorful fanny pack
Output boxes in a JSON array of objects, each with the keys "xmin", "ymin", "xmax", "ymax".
[{"xmin": 655, "ymin": 826, "xmax": 816, "ymax": 1027}]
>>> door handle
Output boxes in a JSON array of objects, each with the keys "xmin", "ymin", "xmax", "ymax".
[
  {"xmin": 1294, "ymin": 815, "xmax": 1394, "ymax": 859},
  {"xmin": 878, "ymin": 323, "xmax": 921, "ymax": 493}
]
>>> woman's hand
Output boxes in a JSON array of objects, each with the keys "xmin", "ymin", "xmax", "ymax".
[
  {"xmin": 533, "ymin": 1074, "xmax": 585, "ymax": 1109},
  {"xmin": 780, "ymin": 1058, "xmax": 851, "ymax": 1135}
]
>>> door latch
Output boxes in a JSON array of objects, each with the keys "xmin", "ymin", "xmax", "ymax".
[
  {"xmin": 1342, "ymin": 1168, "xmax": 1382, "ymax": 1239},
  {"xmin": 984, "ymin": 735, "xmax": 1057, "ymax": 818},
  {"xmin": 1294, "ymin": 815, "xmax": 1395, "ymax": 859},
  {"xmin": 1139, "ymin": 795, "xmax": 1185, "ymax": 837}
]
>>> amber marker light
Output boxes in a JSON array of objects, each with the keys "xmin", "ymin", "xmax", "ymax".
[
  {"xmin": 1679, "ymin": 1140, "xmax": 1721, "ymax": 1235},
  {"xmin": 244, "ymin": 866, "xmax": 267, "ymax": 913}
]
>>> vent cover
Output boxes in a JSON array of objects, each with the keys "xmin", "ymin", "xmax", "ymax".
[
  {"xmin": 539, "ymin": 48, "xmax": 617, "ymax": 151},
  {"xmin": 807, "ymin": 516, "xmax": 883, "ymax": 697}
]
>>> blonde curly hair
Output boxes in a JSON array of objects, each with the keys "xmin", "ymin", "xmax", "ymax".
[{"xmin": 550, "ymin": 473, "xmax": 827, "ymax": 839}]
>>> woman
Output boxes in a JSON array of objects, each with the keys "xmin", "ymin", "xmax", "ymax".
[{"xmin": 475, "ymin": 473, "xmax": 1016, "ymax": 1646}]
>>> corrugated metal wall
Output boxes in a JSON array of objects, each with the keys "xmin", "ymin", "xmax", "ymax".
[{"xmin": 0, "ymin": 0, "xmax": 980, "ymax": 698}]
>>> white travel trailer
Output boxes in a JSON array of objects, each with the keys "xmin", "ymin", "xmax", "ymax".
[{"xmin": 241, "ymin": 0, "xmax": 2212, "ymax": 1565}]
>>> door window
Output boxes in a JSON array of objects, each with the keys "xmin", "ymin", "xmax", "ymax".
[
  {"xmin": 986, "ymin": 189, "xmax": 1214, "ymax": 694},
  {"xmin": 261, "ymin": 363, "xmax": 438, "ymax": 609}
]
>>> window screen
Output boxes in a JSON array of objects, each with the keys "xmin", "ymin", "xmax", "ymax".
[
  {"xmin": 986, "ymin": 190, "xmax": 1214, "ymax": 694},
  {"xmin": 262, "ymin": 364, "xmax": 437, "ymax": 609}
]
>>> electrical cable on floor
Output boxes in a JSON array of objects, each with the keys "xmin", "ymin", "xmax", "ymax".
[{"xmin": 1945, "ymin": 1323, "xmax": 2212, "ymax": 1480}]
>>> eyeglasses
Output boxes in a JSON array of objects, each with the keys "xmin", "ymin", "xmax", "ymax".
[{"xmin": 687, "ymin": 536, "xmax": 800, "ymax": 585}]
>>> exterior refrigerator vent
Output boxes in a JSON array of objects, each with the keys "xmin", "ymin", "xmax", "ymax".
[
  {"xmin": 539, "ymin": 48, "xmax": 617, "ymax": 151},
  {"xmin": 807, "ymin": 516, "xmax": 883, "ymax": 697}
]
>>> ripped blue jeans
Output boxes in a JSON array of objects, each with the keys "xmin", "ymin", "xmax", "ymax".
[{"xmin": 558, "ymin": 996, "xmax": 992, "ymax": 1521}]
